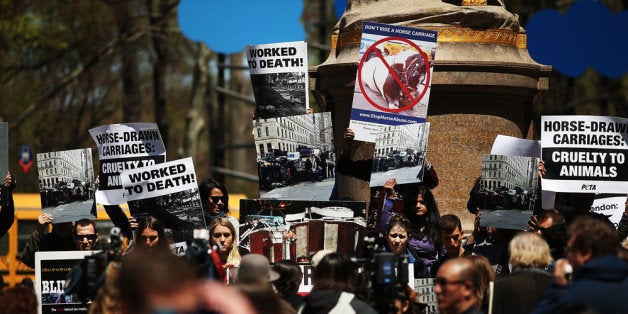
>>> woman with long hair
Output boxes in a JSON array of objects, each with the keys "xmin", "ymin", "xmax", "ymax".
[
  {"xmin": 400, "ymin": 183, "xmax": 444, "ymax": 276},
  {"xmin": 133, "ymin": 215, "xmax": 173, "ymax": 254},
  {"xmin": 383, "ymin": 215, "xmax": 428, "ymax": 278},
  {"xmin": 208, "ymin": 217, "xmax": 242, "ymax": 282}
]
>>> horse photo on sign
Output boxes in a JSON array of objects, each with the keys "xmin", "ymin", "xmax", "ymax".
[
  {"xmin": 349, "ymin": 22, "xmax": 437, "ymax": 143},
  {"xmin": 359, "ymin": 37, "xmax": 432, "ymax": 112}
]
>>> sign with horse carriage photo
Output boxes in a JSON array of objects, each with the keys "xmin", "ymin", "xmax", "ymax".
[{"xmin": 349, "ymin": 21, "xmax": 437, "ymax": 142}]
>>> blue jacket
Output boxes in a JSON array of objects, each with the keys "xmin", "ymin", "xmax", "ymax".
[{"xmin": 532, "ymin": 255, "xmax": 628, "ymax": 314}]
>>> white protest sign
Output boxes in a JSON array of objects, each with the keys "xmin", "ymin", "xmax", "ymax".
[
  {"xmin": 246, "ymin": 41, "xmax": 309, "ymax": 119},
  {"xmin": 348, "ymin": 21, "xmax": 437, "ymax": 142},
  {"xmin": 541, "ymin": 115, "xmax": 628, "ymax": 193},
  {"xmin": 491, "ymin": 135, "xmax": 541, "ymax": 158},
  {"xmin": 89, "ymin": 123, "xmax": 166, "ymax": 205},
  {"xmin": 120, "ymin": 157, "xmax": 197, "ymax": 201},
  {"xmin": 590, "ymin": 195, "xmax": 627, "ymax": 229}
]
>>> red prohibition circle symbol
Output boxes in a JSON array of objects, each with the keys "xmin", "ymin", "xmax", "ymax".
[{"xmin": 357, "ymin": 36, "xmax": 431, "ymax": 113}]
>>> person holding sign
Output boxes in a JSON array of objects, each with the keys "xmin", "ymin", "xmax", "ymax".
[
  {"xmin": 376, "ymin": 178, "xmax": 444, "ymax": 277},
  {"xmin": 18, "ymin": 216, "xmax": 103, "ymax": 268},
  {"xmin": 0, "ymin": 172, "xmax": 15, "ymax": 239}
]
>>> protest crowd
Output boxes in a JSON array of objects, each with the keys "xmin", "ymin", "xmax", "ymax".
[
  {"xmin": 0, "ymin": 16, "xmax": 627, "ymax": 314},
  {"xmin": 0, "ymin": 135, "xmax": 627, "ymax": 314}
]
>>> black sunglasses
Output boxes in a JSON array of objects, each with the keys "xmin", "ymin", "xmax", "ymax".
[
  {"xmin": 74, "ymin": 234, "xmax": 98, "ymax": 241},
  {"xmin": 209, "ymin": 196, "xmax": 228, "ymax": 203}
]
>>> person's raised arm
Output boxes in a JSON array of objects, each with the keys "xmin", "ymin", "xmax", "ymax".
[{"xmin": 0, "ymin": 172, "xmax": 16, "ymax": 238}]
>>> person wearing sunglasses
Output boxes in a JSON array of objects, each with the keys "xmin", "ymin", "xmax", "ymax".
[
  {"xmin": 18, "ymin": 215, "xmax": 97, "ymax": 268},
  {"xmin": 72, "ymin": 218, "xmax": 101, "ymax": 251},
  {"xmin": 199, "ymin": 177, "xmax": 239, "ymax": 239}
]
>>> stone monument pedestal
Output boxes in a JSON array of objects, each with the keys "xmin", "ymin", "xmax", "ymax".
[{"xmin": 310, "ymin": 1, "xmax": 550, "ymax": 230}]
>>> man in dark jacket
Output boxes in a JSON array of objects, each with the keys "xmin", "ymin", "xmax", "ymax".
[
  {"xmin": 532, "ymin": 215, "xmax": 628, "ymax": 314},
  {"xmin": 493, "ymin": 232, "xmax": 553, "ymax": 314}
]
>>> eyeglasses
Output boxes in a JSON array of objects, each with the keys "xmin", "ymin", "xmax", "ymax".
[
  {"xmin": 141, "ymin": 235, "xmax": 158, "ymax": 242},
  {"xmin": 74, "ymin": 234, "xmax": 98, "ymax": 241},
  {"xmin": 434, "ymin": 277, "xmax": 466, "ymax": 287},
  {"xmin": 208, "ymin": 196, "xmax": 227, "ymax": 203}
]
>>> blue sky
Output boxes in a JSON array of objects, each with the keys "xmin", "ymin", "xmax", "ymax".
[{"xmin": 178, "ymin": 0, "xmax": 628, "ymax": 78}]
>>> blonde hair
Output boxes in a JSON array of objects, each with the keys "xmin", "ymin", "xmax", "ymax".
[
  {"xmin": 509, "ymin": 232, "xmax": 553, "ymax": 268},
  {"xmin": 209, "ymin": 217, "xmax": 241, "ymax": 267}
]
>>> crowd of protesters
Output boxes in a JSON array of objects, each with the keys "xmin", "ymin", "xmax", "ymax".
[{"xmin": 1, "ymin": 144, "xmax": 628, "ymax": 314}]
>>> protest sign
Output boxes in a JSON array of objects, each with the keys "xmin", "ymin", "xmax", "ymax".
[
  {"xmin": 370, "ymin": 122, "xmax": 429, "ymax": 187},
  {"xmin": 37, "ymin": 148, "xmax": 96, "ymax": 223},
  {"xmin": 120, "ymin": 157, "xmax": 205, "ymax": 242},
  {"xmin": 254, "ymin": 112, "xmax": 335, "ymax": 193},
  {"xmin": 541, "ymin": 115, "xmax": 628, "ymax": 193},
  {"xmin": 0, "ymin": 122, "xmax": 7, "ymax": 176},
  {"xmin": 488, "ymin": 135, "xmax": 558, "ymax": 208},
  {"xmin": 491, "ymin": 135, "xmax": 541, "ymax": 158},
  {"xmin": 246, "ymin": 41, "xmax": 308, "ymax": 119},
  {"xmin": 478, "ymin": 209, "xmax": 533, "ymax": 230},
  {"xmin": 89, "ymin": 123, "xmax": 166, "ymax": 205},
  {"xmin": 35, "ymin": 250, "xmax": 100, "ymax": 314},
  {"xmin": 239, "ymin": 199, "xmax": 366, "ymax": 263},
  {"xmin": 348, "ymin": 22, "xmax": 437, "ymax": 142},
  {"xmin": 479, "ymin": 154, "xmax": 539, "ymax": 212},
  {"xmin": 590, "ymin": 194, "xmax": 627, "ymax": 229}
]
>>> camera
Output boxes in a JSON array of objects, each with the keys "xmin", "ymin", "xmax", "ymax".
[
  {"xmin": 352, "ymin": 236, "xmax": 409, "ymax": 313},
  {"xmin": 64, "ymin": 227, "xmax": 124, "ymax": 304},
  {"xmin": 184, "ymin": 229, "xmax": 223, "ymax": 280}
]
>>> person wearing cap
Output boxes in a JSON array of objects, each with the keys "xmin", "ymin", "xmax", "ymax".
[
  {"xmin": 235, "ymin": 253, "xmax": 281, "ymax": 283},
  {"xmin": 234, "ymin": 254, "xmax": 296, "ymax": 314},
  {"xmin": 299, "ymin": 252, "xmax": 377, "ymax": 314}
]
